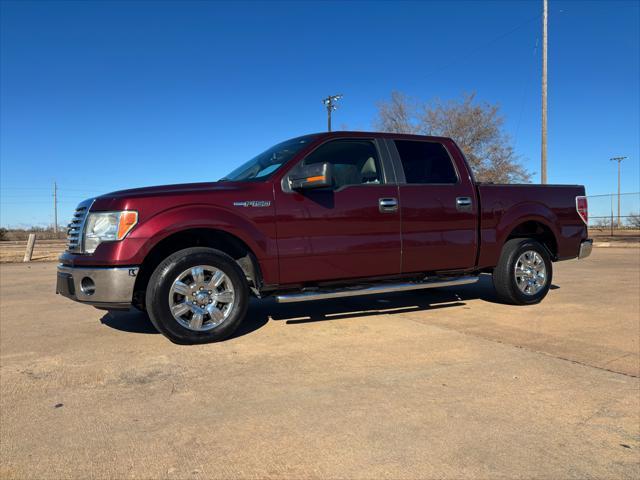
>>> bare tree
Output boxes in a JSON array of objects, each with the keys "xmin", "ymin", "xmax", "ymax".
[
  {"xmin": 374, "ymin": 91, "xmax": 420, "ymax": 135},
  {"xmin": 627, "ymin": 212, "xmax": 640, "ymax": 229},
  {"xmin": 591, "ymin": 217, "xmax": 612, "ymax": 231},
  {"xmin": 375, "ymin": 91, "xmax": 530, "ymax": 183}
]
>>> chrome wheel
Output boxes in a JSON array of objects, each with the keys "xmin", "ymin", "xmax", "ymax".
[
  {"xmin": 168, "ymin": 265, "xmax": 235, "ymax": 332},
  {"xmin": 514, "ymin": 250, "xmax": 547, "ymax": 295}
]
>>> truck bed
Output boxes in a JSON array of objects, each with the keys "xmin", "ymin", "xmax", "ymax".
[{"xmin": 476, "ymin": 184, "xmax": 588, "ymax": 268}]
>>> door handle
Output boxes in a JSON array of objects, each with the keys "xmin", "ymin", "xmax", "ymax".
[
  {"xmin": 456, "ymin": 196, "xmax": 473, "ymax": 210},
  {"xmin": 379, "ymin": 197, "xmax": 398, "ymax": 213}
]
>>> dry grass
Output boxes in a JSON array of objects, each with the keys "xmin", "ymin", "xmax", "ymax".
[
  {"xmin": 0, "ymin": 240, "xmax": 65, "ymax": 263},
  {"xmin": 590, "ymin": 228, "xmax": 640, "ymax": 237},
  {"xmin": 0, "ymin": 227, "xmax": 66, "ymax": 241}
]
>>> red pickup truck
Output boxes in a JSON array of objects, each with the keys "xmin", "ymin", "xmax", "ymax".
[{"xmin": 57, "ymin": 131, "xmax": 592, "ymax": 344}]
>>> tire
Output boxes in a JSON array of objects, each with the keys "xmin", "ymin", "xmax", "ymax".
[
  {"xmin": 493, "ymin": 238, "xmax": 553, "ymax": 305},
  {"xmin": 146, "ymin": 247, "xmax": 249, "ymax": 344}
]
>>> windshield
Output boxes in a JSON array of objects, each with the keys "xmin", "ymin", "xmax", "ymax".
[{"xmin": 220, "ymin": 134, "xmax": 319, "ymax": 182}]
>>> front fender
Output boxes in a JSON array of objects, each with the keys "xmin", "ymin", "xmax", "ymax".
[
  {"xmin": 60, "ymin": 203, "xmax": 278, "ymax": 276},
  {"xmin": 130, "ymin": 203, "xmax": 276, "ymax": 262}
]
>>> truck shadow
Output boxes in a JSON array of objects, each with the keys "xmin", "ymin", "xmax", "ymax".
[
  {"xmin": 100, "ymin": 310, "xmax": 158, "ymax": 335},
  {"xmin": 101, "ymin": 274, "xmax": 527, "ymax": 339}
]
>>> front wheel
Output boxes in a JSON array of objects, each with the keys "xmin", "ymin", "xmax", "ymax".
[
  {"xmin": 493, "ymin": 238, "xmax": 553, "ymax": 305},
  {"xmin": 146, "ymin": 247, "xmax": 249, "ymax": 344}
]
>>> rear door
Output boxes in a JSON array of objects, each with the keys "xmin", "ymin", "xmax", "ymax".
[
  {"xmin": 386, "ymin": 138, "xmax": 478, "ymax": 272},
  {"xmin": 274, "ymin": 138, "xmax": 401, "ymax": 285}
]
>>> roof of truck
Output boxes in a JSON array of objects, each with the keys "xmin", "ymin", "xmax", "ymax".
[{"xmin": 311, "ymin": 130, "xmax": 455, "ymax": 143}]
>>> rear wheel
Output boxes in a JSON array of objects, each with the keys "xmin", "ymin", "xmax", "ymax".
[
  {"xmin": 146, "ymin": 247, "xmax": 249, "ymax": 344},
  {"xmin": 493, "ymin": 238, "xmax": 553, "ymax": 305}
]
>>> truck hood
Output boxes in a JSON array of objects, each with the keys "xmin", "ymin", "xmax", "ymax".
[
  {"xmin": 97, "ymin": 181, "xmax": 238, "ymax": 200},
  {"xmin": 89, "ymin": 180, "xmax": 274, "ymax": 215}
]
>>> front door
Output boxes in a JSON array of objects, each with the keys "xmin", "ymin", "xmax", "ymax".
[{"xmin": 274, "ymin": 138, "xmax": 401, "ymax": 285}]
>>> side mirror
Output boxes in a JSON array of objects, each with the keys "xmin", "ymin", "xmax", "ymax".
[{"xmin": 289, "ymin": 162, "xmax": 333, "ymax": 190}]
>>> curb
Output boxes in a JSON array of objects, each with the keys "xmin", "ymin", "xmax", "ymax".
[{"xmin": 593, "ymin": 242, "xmax": 640, "ymax": 248}]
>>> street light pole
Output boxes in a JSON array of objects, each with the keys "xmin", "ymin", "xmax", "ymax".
[
  {"xmin": 322, "ymin": 94, "xmax": 343, "ymax": 132},
  {"xmin": 610, "ymin": 156, "xmax": 627, "ymax": 228},
  {"xmin": 53, "ymin": 181, "xmax": 58, "ymax": 234},
  {"xmin": 541, "ymin": 0, "xmax": 548, "ymax": 184}
]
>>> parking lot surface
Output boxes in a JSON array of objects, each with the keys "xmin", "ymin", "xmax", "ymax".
[{"xmin": 1, "ymin": 249, "xmax": 639, "ymax": 479}]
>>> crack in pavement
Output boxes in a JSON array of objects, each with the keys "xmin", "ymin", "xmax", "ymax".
[{"xmin": 405, "ymin": 317, "xmax": 640, "ymax": 379}]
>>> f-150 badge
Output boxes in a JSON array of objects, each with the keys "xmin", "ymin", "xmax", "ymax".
[{"xmin": 233, "ymin": 201, "xmax": 271, "ymax": 207}]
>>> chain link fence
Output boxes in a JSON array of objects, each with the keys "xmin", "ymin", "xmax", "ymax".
[{"xmin": 587, "ymin": 192, "xmax": 640, "ymax": 234}]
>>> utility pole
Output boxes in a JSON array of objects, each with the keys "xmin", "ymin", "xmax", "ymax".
[
  {"xmin": 322, "ymin": 94, "xmax": 343, "ymax": 132},
  {"xmin": 53, "ymin": 181, "xmax": 58, "ymax": 234},
  {"xmin": 610, "ymin": 156, "xmax": 627, "ymax": 228},
  {"xmin": 541, "ymin": 0, "xmax": 548, "ymax": 184}
]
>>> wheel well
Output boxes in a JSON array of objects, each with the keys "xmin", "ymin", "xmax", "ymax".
[
  {"xmin": 506, "ymin": 221, "xmax": 558, "ymax": 259},
  {"xmin": 132, "ymin": 229, "xmax": 262, "ymax": 310}
]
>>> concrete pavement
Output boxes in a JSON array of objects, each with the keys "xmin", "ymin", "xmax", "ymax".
[{"xmin": 0, "ymin": 249, "xmax": 638, "ymax": 479}]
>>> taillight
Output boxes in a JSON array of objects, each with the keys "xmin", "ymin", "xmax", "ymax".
[{"xmin": 576, "ymin": 196, "xmax": 588, "ymax": 225}]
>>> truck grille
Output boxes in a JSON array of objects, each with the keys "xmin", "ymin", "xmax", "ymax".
[{"xmin": 66, "ymin": 199, "xmax": 94, "ymax": 253}]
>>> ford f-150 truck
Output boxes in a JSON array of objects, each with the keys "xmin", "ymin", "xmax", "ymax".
[{"xmin": 57, "ymin": 131, "xmax": 592, "ymax": 344}]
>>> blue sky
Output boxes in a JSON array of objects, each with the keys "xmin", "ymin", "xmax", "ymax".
[{"xmin": 1, "ymin": 0, "xmax": 639, "ymax": 227}]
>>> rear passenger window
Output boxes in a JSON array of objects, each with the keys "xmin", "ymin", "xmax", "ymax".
[{"xmin": 394, "ymin": 140, "xmax": 458, "ymax": 184}]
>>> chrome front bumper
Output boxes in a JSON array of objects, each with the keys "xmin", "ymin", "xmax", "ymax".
[
  {"xmin": 578, "ymin": 239, "xmax": 593, "ymax": 259},
  {"xmin": 56, "ymin": 264, "xmax": 139, "ymax": 309}
]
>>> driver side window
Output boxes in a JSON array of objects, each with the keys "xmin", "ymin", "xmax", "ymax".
[{"xmin": 303, "ymin": 140, "xmax": 382, "ymax": 189}]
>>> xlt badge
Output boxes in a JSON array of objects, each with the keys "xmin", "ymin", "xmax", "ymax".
[{"xmin": 233, "ymin": 200, "xmax": 271, "ymax": 208}]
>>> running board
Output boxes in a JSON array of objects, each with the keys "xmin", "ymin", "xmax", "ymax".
[{"xmin": 274, "ymin": 276, "xmax": 479, "ymax": 303}]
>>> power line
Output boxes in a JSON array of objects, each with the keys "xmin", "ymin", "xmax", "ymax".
[
  {"xmin": 513, "ymin": 36, "xmax": 539, "ymax": 153},
  {"xmin": 0, "ymin": 200, "xmax": 81, "ymax": 205},
  {"xmin": 421, "ymin": 13, "xmax": 542, "ymax": 80},
  {"xmin": 1, "ymin": 194, "xmax": 89, "ymax": 199}
]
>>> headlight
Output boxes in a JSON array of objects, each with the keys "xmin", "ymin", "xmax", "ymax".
[{"xmin": 83, "ymin": 211, "xmax": 138, "ymax": 254}]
